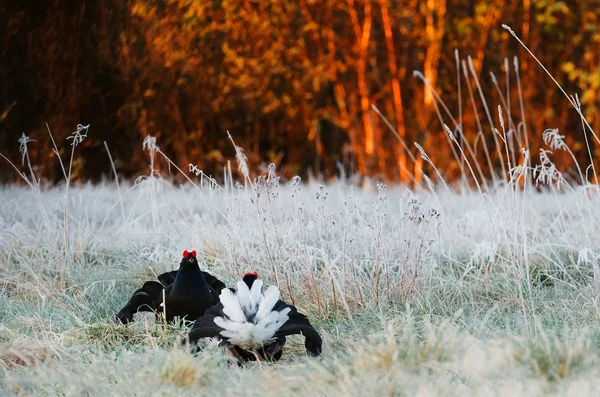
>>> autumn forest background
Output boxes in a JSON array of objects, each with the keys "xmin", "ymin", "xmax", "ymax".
[{"xmin": 1, "ymin": 0, "xmax": 599, "ymax": 185}]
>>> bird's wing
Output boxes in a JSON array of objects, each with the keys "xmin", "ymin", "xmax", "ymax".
[
  {"xmin": 202, "ymin": 271, "xmax": 227, "ymax": 292},
  {"xmin": 116, "ymin": 280, "xmax": 164, "ymax": 324},
  {"xmin": 157, "ymin": 270, "xmax": 178, "ymax": 286},
  {"xmin": 272, "ymin": 301, "xmax": 322, "ymax": 356},
  {"xmin": 141, "ymin": 280, "xmax": 165, "ymax": 298}
]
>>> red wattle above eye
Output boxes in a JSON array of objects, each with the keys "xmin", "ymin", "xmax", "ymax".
[
  {"xmin": 191, "ymin": 250, "xmax": 197, "ymax": 258},
  {"xmin": 183, "ymin": 250, "xmax": 189, "ymax": 258}
]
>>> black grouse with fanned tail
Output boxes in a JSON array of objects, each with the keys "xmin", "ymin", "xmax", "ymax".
[
  {"xmin": 183, "ymin": 272, "xmax": 322, "ymax": 364},
  {"xmin": 116, "ymin": 250, "xmax": 226, "ymax": 324}
]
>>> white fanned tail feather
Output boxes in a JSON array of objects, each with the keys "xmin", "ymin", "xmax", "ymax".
[
  {"xmin": 219, "ymin": 288, "xmax": 246, "ymax": 323},
  {"xmin": 237, "ymin": 279, "xmax": 262, "ymax": 316},
  {"xmin": 214, "ymin": 280, "xmax": 290, "ymax": 349}
]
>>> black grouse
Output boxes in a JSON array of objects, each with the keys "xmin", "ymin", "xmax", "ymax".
[
  {"xmin": 183, "ymin": 272, "xmax": 322, "ymax": 364},
  {"xmin": 116, "ymin": 250, "xmax": 226, "ymax": 324}
]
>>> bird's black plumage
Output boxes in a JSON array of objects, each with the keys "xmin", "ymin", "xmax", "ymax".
[
  {"xmin": 116, "ymin": 250, "xmax": 226, "ymax": 324},
  {"xmin": 183, "ymin": 272, "xmax": 322, "ymax": 363}
]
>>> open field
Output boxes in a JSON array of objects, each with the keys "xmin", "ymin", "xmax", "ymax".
[
  {"xmin": 2, "ymin": 5, "xmax": 600, "ymax": 394},
  {"xmin": 2, "ymin": 155, "xmax": 600, "ymax": 396}
]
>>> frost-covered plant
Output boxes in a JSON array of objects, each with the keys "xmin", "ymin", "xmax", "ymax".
[
  {"xmin": 472, "ymin": 241, "xmax": 498, "ymax": 267},
  {"xmin": 373, "ymin": 183, "xmax": 388, "ymax": 304},
  {"xmin": 534, "ymin": 149, "xmax": 567, "ymax": 190},
  {"xmin": 18, "ymin": 133, "xmax": 35, "ymax": 167},
  {"xmin": 67, "ymin": 124, "xmax": 89, "ymax": 147},
  {"xmin": 250, "ymin": 163, "xmax": 284, "ymax": 289},
  {"xmin": 509, "ymin": 149, "xmax": 531, "ymax": 185},
  {"xmin": 227, "ymin": 130, "xmax": 250, "ymax": 186},
  {"xmin": 187, "ymin": 163, "xmax": 221, "ymax": 190},
  {"xmin": 396, "ymin": 193, "xmax": 440, "ymax": 299},
  {"xmin": 542, "ymin": 128, "xmax": 584, "ymax": 184},
  {"xmin": 63, "ymin": 124, "xmax": 90, "ymax": 259},
  {"xmin": 135, "ymin": 136, "xmax": 164, "ymax": 195},
  {"xmin": 188, "ymin": 163, "xmax": 202, "ymax": 177},
  {"xmin": 542, "ymin": 128, "xmax": 567, "ymax": 151}
]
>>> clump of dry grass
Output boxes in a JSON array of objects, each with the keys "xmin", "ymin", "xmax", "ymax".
[
  {"xmin": 513, "ymin": 328, "xmax": 595, "ymax": 381},
  {"xmin": 159, "ymin": 349, "xmax": 222, "ymax": 388},
  {"xmin": 0, "ymin": 340, "xmax": 51, "ymax": 371}
]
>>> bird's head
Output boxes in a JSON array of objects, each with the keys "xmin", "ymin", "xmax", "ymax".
[
  {"xmin": 180, "ymin": 249, "xmax": 198, "ymax": 268},
  {"xmin": 242, "ymin": 271, "xmax": 259, "ymax": 287}
]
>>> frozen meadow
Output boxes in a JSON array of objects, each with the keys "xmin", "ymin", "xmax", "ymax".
[{"xmin": 2, "ymin": 154, "xmax": 600, "ymax": 395}]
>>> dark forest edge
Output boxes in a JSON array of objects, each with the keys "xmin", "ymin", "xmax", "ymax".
[{"xmin": 1, "ymin": 1, "xmax": 598, "ymax": 186}]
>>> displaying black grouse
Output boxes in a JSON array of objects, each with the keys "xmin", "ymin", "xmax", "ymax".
[
  {"xmin": 116, "ymin": 250, "xmax": 226, "ymax": 324},
  {"xmin": 183, "ymin": 272, "xmax": 322, "ymax": 364}
]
